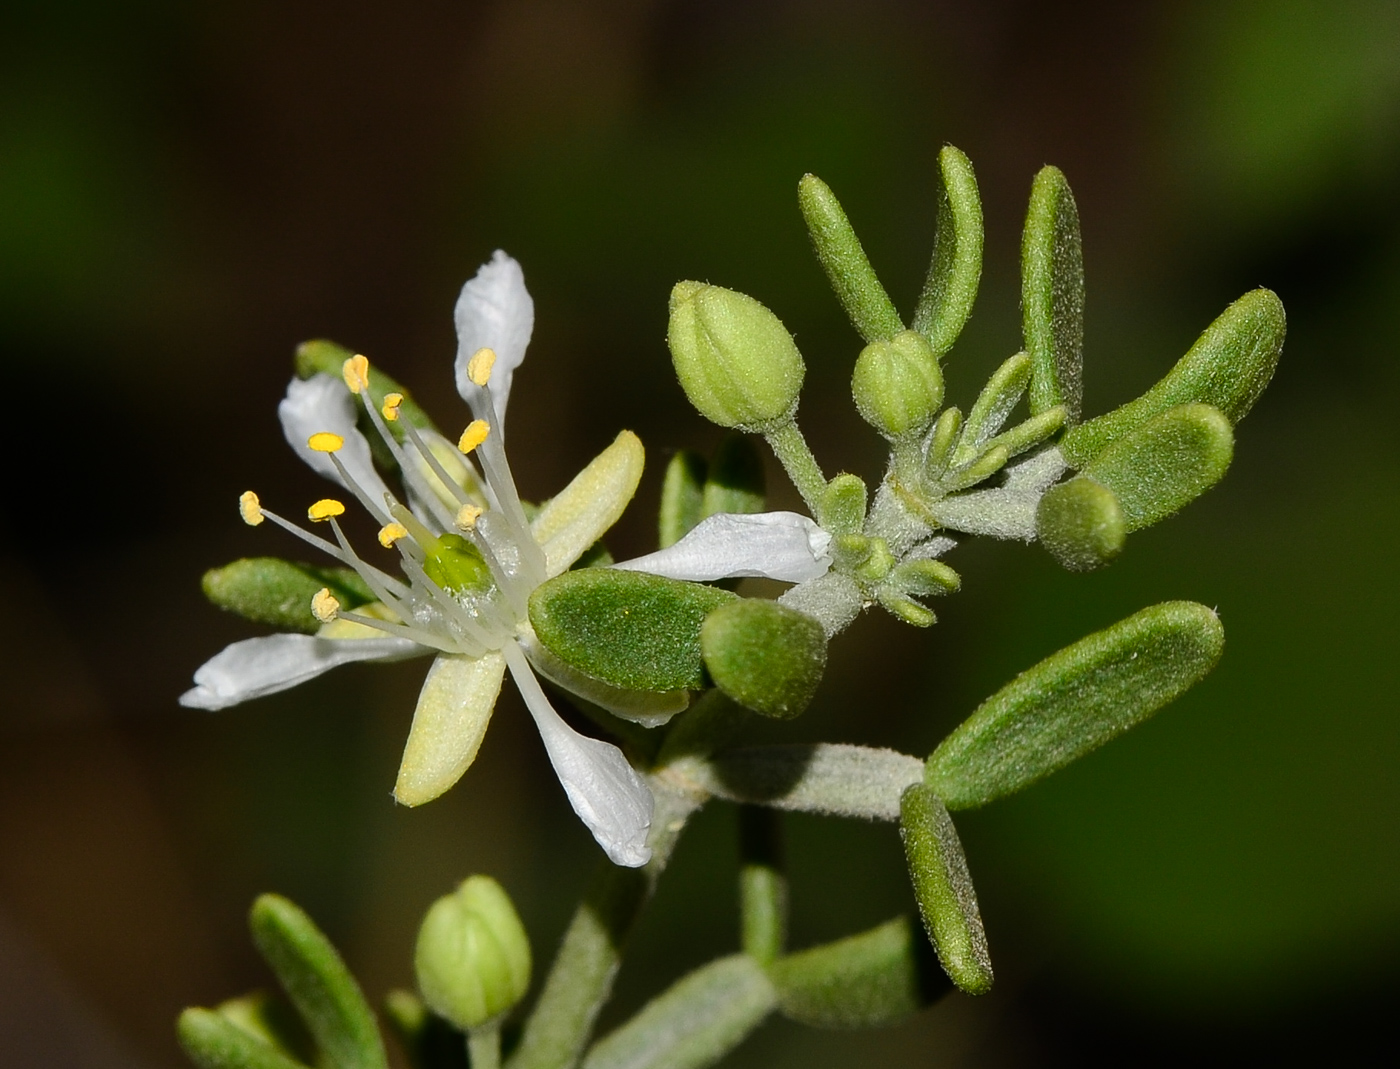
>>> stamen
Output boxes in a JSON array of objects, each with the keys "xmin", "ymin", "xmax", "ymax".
[
  {"xmin": 308, "ymin": 498, "xmax": 346, "ymax": 522},
  {"xmin": 458, "ymin": 420, "xmax": 490, "ymax": 454},
  {"xmin": 326, "ymin": 452, "xmax": 394, "ymax": 527},
  {"xmin": 382, "ymin": 393, "xmax": 404, "ymax": 422},
  {"xmin": 308, "ymin": 431, "xmax": 344, "ymax": 453},
  {"xmin": 467, "ymin": 347, "xmax": 497, "ymax": 387},
  {"xmin": 335, "ymin": 610, "xmax": 476, "ymax": 657},
  {"xmin": 239, "ymin": 490, "xmax": 264, "ymax": 526},
  {"xmin": 379, "ymin": 522, "xmax": 409, "ymax": 547},
  {"xmin": 455, "ymin": 504, "xmax": 483, "ymax": 530},
  {"xmin": 311, "ymin": 587, "xmax": 340, "ymax": 623},
  {"xmin": 342, "ymin": 354, "xmax": 370, "ymax": 394}
]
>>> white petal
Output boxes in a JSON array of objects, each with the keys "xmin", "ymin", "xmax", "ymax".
[
  {"xmin": 394, "ymin": 652, "xmax": 506, "ymax": 807},
  {"xmin": 180, "ymin": 633, "xmax": 424, "ymax": 711},
  {"xmin": 532, "ymin": 430, "xmax": 644, "ymax": 577},
  {"xmin": 279, "ymin": 375, "xmax": 392, "ymax": 504},
  {"xmin": 506, "ymin": 645, "xmax": 653, "ymax": 867},
  {"xmin": 614, "ymin": 511, "xmax": 832, "ymax": 583},
  {"xmin": 454, "ymin": 250, "xmax": 534, "ymax": 424},
  {"xmin": 521, "ymin": 632, "xmax": 688, "ymax": 728}
]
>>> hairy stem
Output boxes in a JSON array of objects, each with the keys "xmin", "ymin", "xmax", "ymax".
[
  {"xmin": 469, "ymin": 1024, "xmax": 501, "ymax": 1069},
  {"xmin": 764, "ymin": 420, "xmax": 827, "ymax": 517}
]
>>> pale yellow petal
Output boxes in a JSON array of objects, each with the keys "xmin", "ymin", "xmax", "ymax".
[
  {"xmin": 394, "ymin": 651, "xmax": 506, "ymax": 807},
  {"xmin": 532, "ymin": 429, "xmax": 644, "ymax": 576}
]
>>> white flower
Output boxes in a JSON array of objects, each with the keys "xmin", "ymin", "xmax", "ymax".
[{"xmin": 183, "ymin": 251, "xmax": 830, "ymax": 868}]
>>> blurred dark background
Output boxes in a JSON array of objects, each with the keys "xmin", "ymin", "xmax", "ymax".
[{"xmin": 2, "ymin": 1, "xmax": 1397, "ymax": 1065}]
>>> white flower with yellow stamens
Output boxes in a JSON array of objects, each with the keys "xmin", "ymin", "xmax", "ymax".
[{"xmin": 182, "ymin": 251, "xmax": 833, "ymax": 868}]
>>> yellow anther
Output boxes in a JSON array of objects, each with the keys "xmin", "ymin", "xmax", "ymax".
[
  {"xmin": 342, "ymin": 354, "xmax": 370, "ymax": 394},
  {"xmin": 455, "ymin": 504, "xmax": 483, "ymax": 530},
  {"xmin": 311, "ymin": 587, "xmax": 340, "ymax": 623},
  {"xmin": 458, "ymin": 419, "xmax": 490, "ymax": 454},
  {"xmin": 308, "ymin": 498, "xmax": 346, "ymax": 522},
  {"xmin": 467, "ymin": 347, "xmax": 497, "ymax": 387},
  {"xmin": 378, "ymin": 521, "xmax": 409, "ymax": 547},
  {"xmin": 308, "ymin": 431, "xmax": 344, "ymax": 453},
  {"xmin": 239, "ymin": 490, "xmax": 264, "ymax": 526},
  {"xmin": 381, "ymin": 392, "xmax": 404, "ymax": 422}
]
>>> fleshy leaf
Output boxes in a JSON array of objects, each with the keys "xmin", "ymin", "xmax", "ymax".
[
  {"xmin": 797, "ymin": 174, "xmax": 903, "ymax": 343},
  {"xmin": 770, "ymin": 916, "xmax": 944, "ymax": 1027},
  {"xmin": 177, "ymin": 1008, "xmax": 310, "ymax": 1069},
  {"xmin": 1060, "ymin": 288, "xmax": 1284, "ymax": 466},
  {"xmin": 701, "ymin": 432, "xmax": 766, "ymax": 518},
  {"xmin": 926, "ymin": 601, "xmax": 1225, "ymax": 808},
  {"xmin": 912, "ymin": 145, "xmax": 984, "ymax": 358},
  {"xmin": 1035, "ymin": 476, "xmax": 1125, "ymax": 571},
  {"xmin": 1021, "ymin": 165, "xmax": 1084, "ymax": 421},
  {"xmin": 394, "ymin": 652, "xmax": 505, "ymax": 807},
  {"xmin": 899, "ymin": 786, "xmax": 993, "ymax": 995},
  {"xmin": 955, "ymin": 352, "xmax": 1032, "ymax": 462},
  {"xmin": 523, "ymin": 634, "xmax": 689, "ymax": 728},
  {"xmin": 581, "ymin": 956, "xmax": 776, "ymax": 1069},
  {"xmin": 532, "ymin": 430, "xmax": 645, "ymax": 577},
  {"xmin": 248, "ymin": 894, "xmax": 388, "ymax": 1069},
  {"xmin": 700, "ymin": 600, "xmax": 827, "ymax": 719},
  {"xmin": 659, "ymin": 450, "xmax": 706, "ymax": 549},
  {"xmin": 529, "ymin": 569, "xmax": 736, "ymax": 691},
  {"xmin": 214, "ymin": 991, "xmax": 316, "ymax": 1064},
  {"xmin": 1080, "ymin": 402, "xmax": 1234, "ymax": 530},
  {"xmin": 202, "ymin": 558, "xmax": 374, "ymax": 634}
]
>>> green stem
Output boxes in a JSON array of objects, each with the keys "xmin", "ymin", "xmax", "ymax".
[
  {"xmin": 468, "ymin": 1023, "xmax": 501, "ymax": 1069},
  {"xmin": 737, "ymin": 807, "xmax": 787, "ymax": 966},
  {"xmin": 506, "ymin": 782, "xmax": 701, "ymax": 1069},
  {"xmin": 763, "ymin": 420, "xmax": 827, "ymax": 518}
]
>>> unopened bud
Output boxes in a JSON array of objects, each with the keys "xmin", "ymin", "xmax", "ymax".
[
  {"xmin": 667, "ymin": 282, "xmax": 805, "ymax": 431},
  {"xmin": 851, "ymin": 330, "xmax": 943, "ymax": 439},
  {"xmin": 414, "ymin": 876, "xmax": 531, "ymax": 1030}
]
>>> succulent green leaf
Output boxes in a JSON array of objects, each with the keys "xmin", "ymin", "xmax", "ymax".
[
  {"xmin": 248, "ymin": 894, "xmax": 387, "ymax": 1069},
  {"xmin": 296, "ymin": 339, "xmax": 435, "ymax": 437},
  {"xmin": 770, "ymin": 916, "xmax": 943, "ymax": 1028},
  {"xmin": 913, "ymin": 145, "xmax": 984, "ymax": 357},
  {"xmin": 214, "ymin": 991, "xmax": 316, "ymax": 1064},
  {"xmin": 659, "ymin": 451, "xmax": 707, "ymax": 549},
  {"xmin": 851, "ymin": 330, "xmax": 944, "ymax": 440},
  {"xmin": 177, "ymin": 1008, "xmax": 311, "ymax": 1069},
  {"xmin": 899, "ymin": 786, "xmax": 993, "ymax": 995},
  {"xmin": 1082, "ymin": 403, "xmax": 1234, "ymax": 530},
  {"xmin": 667, "ymin": 282, "xmax": 805, "ymax": 432},
  {"xmin": 1035, "ymin": 477, "xmax": 1125, "ymax": 572},
  {"xmin": 581, "ymin": 955, "xmax": 776, "ymax": 1069},
  {"xmin": 202, "ymin": 558, "xmax": 374, "ymax": 634},
  {"xmin": 979, "ymin": 405, "xmax": 1066, "ymax": 462},
  {"xmin": 819, "ymin": 473, "xmax": 868, "ymax": 536},
  {"xmin": 797, "ymin": 174, "xmax": 904, "ymax": 343},
  {"xmin": 1060, "ymin": 288, "xmax": 1284, "ymax": 466},
  {"xmin": 1021, "ymin": 166, "xmax": 1085, "ymax": 421},
  {"xmin": 529, "ymin": 569, "xmax": 736, "ymax": 692},
  {"xmin": 701, "ymin": 433, "xmax": 766, "ymax": 518},
  {"xmin": 956, "ymin": 352, "xmax": 1032, "ymax": 461},
  {"xmin": 924, "ymin": 406, "xmax": 962, "ymax": 476},
  {"xmin": 414, "ymin": 876, "xmax": 532, "ymax": 1031},
  {"xmin": 700, "ymin": 600, "xmax": 827, "ymax": 719},
  {"xmin": 926, "ymin": 601, "xmax": 1226, "ymax": 808}
]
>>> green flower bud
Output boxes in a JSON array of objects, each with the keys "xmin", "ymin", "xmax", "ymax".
[
  {"xmin": 414, "ymin": 876, "xmax": 531, "ymax": 1031},
  {"xmin": 851, "ymin": 330, "xmax": 944, "ymax": 439},
  {"xmin": 667, "ymin": 282, "xmax": 805, "ymax": 431}
]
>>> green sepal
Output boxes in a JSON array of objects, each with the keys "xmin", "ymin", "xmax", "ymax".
[
  {"xmin": 851, "ymin": 330, "xmax": 944, "ymax": 440},
  {"xmin": 943, "ymin": 444, "xmax": 1009, "ymax": 493},
  {"xmin": 214, "ymin": 991, "xmax": 317, "ymax": 1065},
  {"xmin": 381, "ymin": 991, "xmax": 470, "ymax": 1069},
  {"xmin": 658, "ymin": 451, "xmax": 707, "ymax": 549},
  {"xmin": 819, "ymin": 473, "xmax": 868, "ymax": 536},
  {"xmin": 956, "ymin": 352, "xmax": 1032, "ymax": 463},
  {"xmin": 878, "ymin": 592, "xmax": 936, "ymax": 628},
  {"xmin": 770, "ymin": 916, "xmax": 946, "ymax": 1027},
  {"xmin": 248, "ymin": 894, "xmax": 388, "ymax": 1069},
  {"xmin": 202, "ymin": 558, "xmax": 375, "ymax": 634},
  {"xmin": 700, "ymin": 600, "xmax": 827, "ymax": 719},
  {"xmin": 1035, "ymin": 477, "xmax": 1125, "ymax": 572},
  {"xmin": 913, "ymin": 145, "xmax": 983, "ymax": 357},
  {"xmin": 296, "ymin": 339, "xmax": 436, "ymax": 438},
  {"xmin": 927, "ymin": 601, "xmax": 1225, "ymax": 808},
  {"xmin": 668, "ymin": 282, "xmax": 806, "ymax": 432},
  {"xmin": 1021, "ymin": 166, "xmax": 1085, "ymax": 421},
  {"xmin": 702, "ymin": 433, "xmax": 766, "ymax": 518},
  {"xmin": 1081, "ymin": 403, "xmax": 1234, "ymax": 531},
  {"xmin": 177, "ymin": 1007, "xmax": 311, "ymax": 1069},
  {"xmin": 797, "ymin": 174, "xmax": 903, "ymax": 343},
  {"xmin": 888, "ymin": 559, "xmax": 960, "ymax": 598},
  {"xmin": 529, "ymin": 569, "xmax": 737, "ymax": 692},
  {"xmin": 1060, "ymin": 288, "xmax": 1284, "ymax": 466},
  {"xmin": 899, "ymin": 785, "xmax": 993, "ymax": 995}
]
